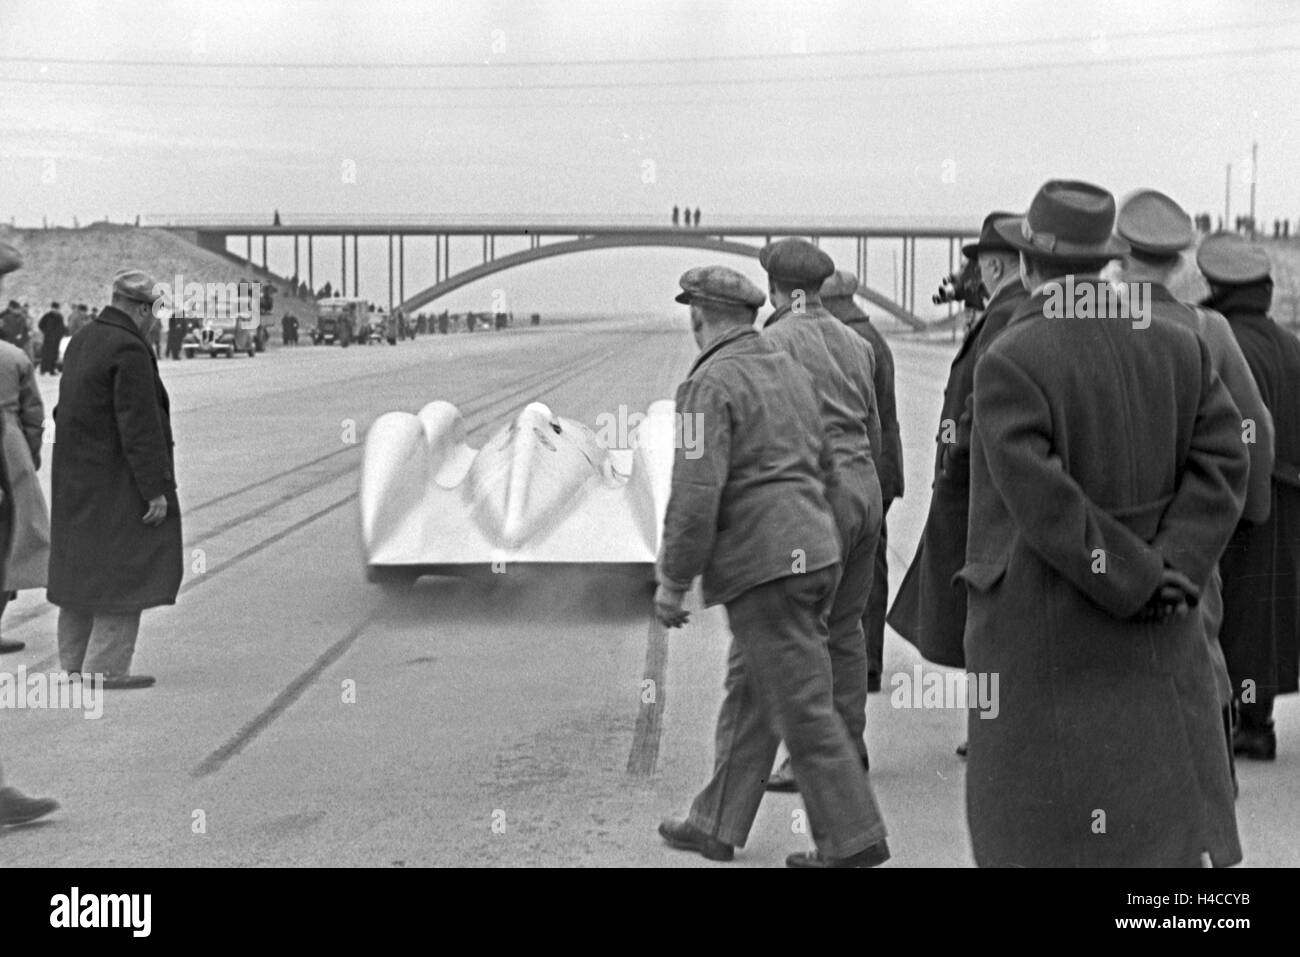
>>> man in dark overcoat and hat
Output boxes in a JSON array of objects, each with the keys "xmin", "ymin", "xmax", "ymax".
[
  {"xmin": 1199, "ymin": 232, "xmax": 1300, "ymax": 761},
  {"xmin": 888, "ymin": 212, "xmax": 1027, "ymax": 756},
  {"xmin": 49, "ymin": 269, "xmax": 182, "ymax": 690},
  {"xmin": 963, "ymin": 180, "xmax": 1248, "ymax": 867}
]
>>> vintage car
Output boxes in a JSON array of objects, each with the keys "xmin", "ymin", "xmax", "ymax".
[
  {"xmin": 313, "ymin": 297, "xmax": 367, "ymax": 346},
  {"xmin": 182, "ymin": 298, "xmax": 261, "ymax": 359},
  {"xmin": 359, "ymin": 399, "xmax": 676, "ymax": 586}
]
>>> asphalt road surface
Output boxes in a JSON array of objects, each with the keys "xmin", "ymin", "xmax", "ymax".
[{"xmin": 1, "ymin": 317, "xmax": 1294, "ymax": 867}]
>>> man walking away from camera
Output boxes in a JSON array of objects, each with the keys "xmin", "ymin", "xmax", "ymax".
[{"xmin": 655, "ymin": 265, "xmax": 889, "ymax": 868}]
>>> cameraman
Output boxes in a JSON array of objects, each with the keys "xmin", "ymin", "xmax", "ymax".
[{"xmin": 887, "ymin": 211, "xmax": 1028, "ymax": 755}]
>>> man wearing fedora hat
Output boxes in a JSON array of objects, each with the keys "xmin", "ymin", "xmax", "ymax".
[
  {"xmin": 962, "ymin": 179, "xmax": 1248, "ymax": 866},
  {"xmin": 655, "ymin": 265, "xmax": 889, "ymax": 868},
  {"xmin": 1115, "ymin": 192, "xmax": 1276, "ymax": 788},
  {"xmin": 820, "ymin": 269, "xmax": 903, "ymax": 698},
  {"xmin": 888, "ymin": 212, "xmax": 1027, "ymax": 739},
  {"xmin": 1198, "ymin": 232, "xmax": 1300, "ymax": 762},
  {"xmin": 757, "ymin": 238, "xmax": 883, "ymax": 795},
  {"xmin": 0, "ymin": 240, "xmax": 60, "ymax": 827},
  {"xmin": 48, "ymin": 269, "xmax": 183, "ymax": 691}
]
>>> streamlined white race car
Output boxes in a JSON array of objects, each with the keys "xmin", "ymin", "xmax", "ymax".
[{"xmin": 360, "ymin": 399, "xmax": 677, "ymax": 585}]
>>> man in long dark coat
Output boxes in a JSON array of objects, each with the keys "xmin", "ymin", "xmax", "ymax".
[
  {"xmin": 964, "ymin": 181, "xmax": 1247, "ymax": 867},
  {"xmin": 1199, "ymin": 232, "xmax": 1300, "ymax": 761},
  {"xmin": 821, "ymin": 270, "xmax": 903, "ymax": 693},
  {"xmin": 0, "ymin": 240, "xmax": 60, "ymax": 825},
  {"xmin": 1114, "ymin": 193, "xmax": 1276, "ymax": 794},
  {"xmin": 888, "ymin": 213, "xmax": 1026, "ymax": 685},
  {"xmin": 49, "ymin": 269, "xmax": 182, "ymax": 690},
  {"xmin": 38, "ymin": 302, "xmax": 65, "ymax": 375}
]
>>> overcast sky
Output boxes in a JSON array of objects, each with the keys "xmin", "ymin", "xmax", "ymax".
[{"xmin": 2, "ymin": 0, "xmax": 1297, "ymax": 315}]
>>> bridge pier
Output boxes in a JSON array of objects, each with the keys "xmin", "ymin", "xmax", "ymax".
[
  {"xmin": 340, "ymin": 235, "xmax": 346, "ymax": 297},
  {"xmin": 399, "ymin": 235, "xmax": 405, "ymax": 304},
  {"xmin": 352, "ymin": 235, "xmax": 359, "ymax": 297},
  {"xmin": 308, "ymin": 236, "xmax": 313, "ymax": 293}
]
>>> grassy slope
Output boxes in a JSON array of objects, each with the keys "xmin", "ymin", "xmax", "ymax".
[{"xmin": 0, "ymin": 223, "xmax": 318, "ymax": 341}]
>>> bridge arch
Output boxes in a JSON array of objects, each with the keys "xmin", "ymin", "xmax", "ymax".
[{"xmin": 398, "ymin": 233, "xmax": 923, "ymax": 328}]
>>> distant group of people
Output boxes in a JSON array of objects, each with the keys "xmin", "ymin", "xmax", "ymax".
[
  {"xmin": 0, "ymin": 300, "xmax": 97, "ymax": 374},
  {"xmin": 672, "ymin": 206, "xmax": 702, "ymax": 228},
  {"xmin": 654, "ymin": 179, "xmax": 1298, "ymax": 868}
]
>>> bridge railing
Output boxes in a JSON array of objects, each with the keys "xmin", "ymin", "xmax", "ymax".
[{"xmin": 142, "ymin": 212, "xmax": 977, "ymax": 234}]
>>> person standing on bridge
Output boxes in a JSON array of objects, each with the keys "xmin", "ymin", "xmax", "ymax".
[
  {"xmin": 693, "ymin": 208, "xmax": 701, "ymax": 228},
  {"xmin": 820, "ymin": 270, "xmax": 902, "ymax": 697},
  {"xmin": 655, "ymin": 265, "xmax": 889, "ymax": 868},
  {"xmin": 672, "ymin": 205, "xmax": 679, "ymax": 227},
  {"xmin": 758, "ymin": 239, "xmax": 883, "ymax": 794},
  {"xmin": 887, "ymin": 211, "xmax": 1026, "ymax": 756},
  {"xmin": 48, "ymin": 269, "xmax": 183, "ymax": 691}
]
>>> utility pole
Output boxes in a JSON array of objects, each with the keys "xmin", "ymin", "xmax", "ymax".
[{"xmin": 1248, "ymin": 141, "xmax": 1258, "ymax": 239}]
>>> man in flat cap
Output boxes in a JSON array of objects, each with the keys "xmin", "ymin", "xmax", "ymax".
[
  {"xmin": 820, "ymin": 270, "xmax": 902, "ymax": 698},
  {"xmin": 888, "ymin": 213, "xmax": 1026, "ymax": 757},
  {"xmin": 962, "ymin": 179, "xmax": 1247, "ymax": 867},
  {"xmin": 757, "ymin": 238, "xmax": 883, "ymax": 796},
  {"xmin": 49, "ymin": 269, "xmax": 183, "ymax": 690},
  {"xmin": 1114, "ymin": 192, "xmax": 1275, "ymax": 785},
  {"xmin": 656, "ymin": 265, "xmax": 889, "ymax": 868},
  {"xmin": 1199, "ymin": 232, "xmax": 1300, "ymax": 762},
  {"xmin": 0, "ymin": 240, "xmax": 59, "ymax": 827}
]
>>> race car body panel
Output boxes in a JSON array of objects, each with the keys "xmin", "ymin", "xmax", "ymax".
[{"xmin": 360, "ymin": 400, "xmax": 676, "ymax": 577}]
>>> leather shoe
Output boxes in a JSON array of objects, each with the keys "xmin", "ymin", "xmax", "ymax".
[
  {"xmin": 100, "ymin": 674, "xmax": 156, "ymax": 690},
  {"xmin": 786, "ymin": 839, "xmax": 890, "ymax": 868},
  {"xmin": 0, "ymin": 786, "xmax": 59, "ymax": 827},
  {"xmin": 1233, "ymin": 724, "xmax": 1276, "ymax": 761},
  {"xmin": 765, "ymin": 756, "xmax": 799, "ymax": 792},
  {"xmin": 955, "ymin": 741, "xmax": 968, "ymax": 758},
  {"xmin": 0, "ymin": 638, "xmax": 25, "ymax": 654},
  {"xmin": 658, "ymin": 819, "xmax": 734, "ymax": 861}
]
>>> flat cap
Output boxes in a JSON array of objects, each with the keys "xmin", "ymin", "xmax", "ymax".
[
  {"xmin": 820, "ymin": 269, "xmax": 860, "ymax": 299},
  {"xmin": 112, "ymin": 268, "xmax": 164, "ymax": 304},
  {"xmin": 1116, "ymin": 189, "xmax": 1194, "ymax": 257},
  {"xmin": 759, "ymin": 238, "xmax": 835, "ymax": 284},
  {"xmin": 1196, "ymin": 232, "xmax": 1271, "ymax": 285},
  {"xmin": 0, "ymin": 241, "xmax": 21, "ymax": 276},
  {"xmin": 675, "ymin": 265, "xmax": 765, "ymax": 308}
]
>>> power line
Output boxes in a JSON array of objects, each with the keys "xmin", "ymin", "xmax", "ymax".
[
  {"xmin": 0, "ymin": 16, "xmax": 1295, "ymax": 72},
  {"xmin": 1, "ymin": 40, "xmax": 1295, "ymax": 94}
]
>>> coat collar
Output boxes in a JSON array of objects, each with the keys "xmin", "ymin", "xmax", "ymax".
[
  {"xmin": 953, "ymin": 280, "xmax": 1026, "ymax": 363},
  {"xmin": 96, "ymin": 305, "xmax": 152, "ymax": 346},
  {"xmin": 689, "ymin": 325, "xmax": 760, "ymax": 376}
]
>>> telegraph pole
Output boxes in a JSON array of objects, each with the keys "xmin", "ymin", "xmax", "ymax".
[
  {"xmin": 1224, "ymin": 163, "xmax": 1231, "ymax": 228},
  {"xmin": 1248, "ymin": 141, "xmax": 1258, "ymax": 238}
]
